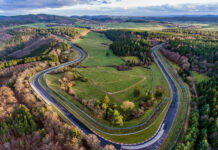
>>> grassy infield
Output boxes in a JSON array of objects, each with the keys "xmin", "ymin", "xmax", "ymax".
[{"xmin": 38, "ymin": 32, "xmax": 189, "ymax": 145}]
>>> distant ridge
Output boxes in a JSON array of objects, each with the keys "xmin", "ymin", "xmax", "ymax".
[
  {"xmin": 71, "ymin": 15, "xmax": 218, "ymax": 23},
  {"xmin": 0, "ymin": 14, "xmax": 78, "ymax": 25},
  {"xmin": 0, "ymin": 14, "xmax": 217, "ymax": 27}
]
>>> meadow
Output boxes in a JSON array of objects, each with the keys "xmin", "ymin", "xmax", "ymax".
[
  {"xmin": 74, "ymin": 32, "xmax": 125, "ymax": 66},
  {"xmin": 192, "ymin": 71, "xmax": 210, "ymax": 84}
]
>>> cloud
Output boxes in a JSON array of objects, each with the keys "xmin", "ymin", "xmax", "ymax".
[
  {"xmin": 0, "ymin": 0, "xmax": 114, "ymax": 10},
  {"xmin": 144, "ymin": 3, "xmax": 218, "ymax": 13},
  {"xmin": 0, "ymin": 0, "xmax": 217, "ymax": 16},
  {"xmin": 51, "ymin": 3, "xmax": 218, "ymax": 16}
]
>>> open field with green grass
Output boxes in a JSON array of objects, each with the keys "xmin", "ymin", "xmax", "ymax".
[
  {"xmin": 166, "ymin": 60, "xmax": 180, "ymax": 70},
  {"xmin": 103, "ymin": 22, "xmax": 166, "ymax": 30},
  {"xmin": 39, "ymin": 72, "xmax": 172, "ymax": 143},
  {"xmin": 74, "ymin": 22, "xmax": 168, "ymax": 30},
  {"xmin": 74, "ymin": 32, "xmax": 125, "ymax": 66},
  {"xmin": 46, "ymin": 63, "xmax": 169, "ymax": 104},
  {"xmin": 192, "ymin": 71, "xmax": 210, "ymax": 84},
  {"xmin": 43, "ymin": 61, "xmax": 170, "ymax": 136},
  {"xmin": 121, "ymin": 56, "xmax": 140, "ymax": 64}
]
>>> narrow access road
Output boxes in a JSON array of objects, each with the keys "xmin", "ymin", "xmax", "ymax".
[{"xmin": 31, "ymin": 43, "xmax": 180, "ymax": 150}]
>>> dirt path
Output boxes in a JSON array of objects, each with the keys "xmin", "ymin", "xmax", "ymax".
[
  {"xmin": 88, "ymin": 80, "xmax": 123, "ymax": 103},
  {"xmin": 111, "ymin": 77, "xmax": 146, "ymax": 94},
  {"xmin": 88, "ymin": 76, "xmax": 146, "ymax": 103}
]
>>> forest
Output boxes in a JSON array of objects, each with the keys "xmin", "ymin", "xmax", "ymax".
[
  {"xmin": 0, "ymin": 63, "xmax": 111, "ymax": 150},
  {"xmin": 167, "ymin": 38, "xmax": 217, "ymax": 76},
  {"xmin": 109, "ymin": 38, "xmax": 152, "ymax": 65},
  {"xmin": 0, "ymin": 54, "xmax": 59, "ymax": 69},
  {"xmin": 105, "ymin": 30, "xmax": 152, "ymax": 66},
  {"xmin": 176, "ymin": 77, "xmax": 217, "ymax": 150},
  {"xmin": 167, "ymin": 39, "xmax": 217, "ymax": 64}
]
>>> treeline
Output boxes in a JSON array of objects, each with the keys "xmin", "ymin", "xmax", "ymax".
[
  {"xmin": 46, "ymin": 27, "xmax": 88, "ymax": 39},
  {"xmin": 176, "ymin": 77, "xmax": 217, "ymax": 149},
  {"xmin": 2, "ymin": 27, "xmax": 87, "ymax": 58},
  {"xmin": 104, "ymin": 29, "xmax": 180, "ymax": 42},
  {"xmin": 105, "ymin": 30, "xmax": 152, "ymax": 66},
  {"xmin": 167, "ymin": 38, "xmax": 217, "ymax": 76},
  {"xmin": 110, "ymin": 38, "xmax": 152, "ymax": 64},
  {"xmin": 0, "ymin": 39, "xmax": 71, "ymax": 69},
  {"xmin": 168, "ymin": 39, "xmax": 217, "ymax": 64},
  {"xmin": 104, "ymin": 30, "xmax": 149, "ymax": 41},
  {"xmin": 0, "ymin": 54, "xmax": 59, "ymax": 69},
  {"xmin": 28, "ymin": 40, "xmax": 71, "ymax": 57},
  {"xmin": 8, "ymin": 27, "xmax": 88, "ymax": 40},
  {"xmin": 163, "ymin": 29, "xmax": 218, "ymax": 38},
  {"xmin": 105, "ymin": 29, "xmax": 218, "ymax": 45}
]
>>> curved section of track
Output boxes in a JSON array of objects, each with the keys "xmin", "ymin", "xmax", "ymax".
[{"xmin": 31, "ymin": 43, "xmax": 181, "ymax": 150}]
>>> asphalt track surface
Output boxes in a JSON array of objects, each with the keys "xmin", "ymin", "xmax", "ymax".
[{"xmin": 31, "ymin": 43, "xmax": 180, "ymax": 150}]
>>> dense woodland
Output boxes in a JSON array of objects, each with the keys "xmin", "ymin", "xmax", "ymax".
[
  {"xmin": 167, "ymin": 38, "xmax": 218, "ymax": 76},
  {"xmin": 0, "ymin": 63, "xmax": 114, "ymax": 150},
  {"xmin": 105, "ymin": 30, "xmax": 152, "ymax": 66},
  {"xmin": 109, "ymin": 38, "xmax": 152, "ymax": 65},
  {"xmin": 176, "ymin": 77, "xmax": 217, "ymax": 150}
]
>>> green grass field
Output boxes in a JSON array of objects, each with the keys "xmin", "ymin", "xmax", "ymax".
[
  {"xmin": 192, "ymin": 71, "xmax": 210, "ymax": 84},
  {"xmin": 38, "ymin": 72, "xmax": 172, "ymax": 143},
  {"xmin": 47, "ymin": 66, "xmax": 151, "ymax": 104},
  {"xmin": 44, "ymin": 61, "xmax": 170, "ymax": 131},
  {"xmin": 74, "ymin": 22, "xmax": 167, "ymax": 30},
  {"xmin": 40, "ymin": 71, "xmax": 172, "ymax": 143},
  {"xmin": 47, "ymin": 63, "xmax": 169, "ymax": 104},
  {"xmin": 74, "ymin": 32, "xmax": 125, "ymax": 66},
  {"xmin": 121, "ymin": 56, "xmax": 141, "ymax": 64},
  {"xmin": 103, "ymin": 22, "xmax": 166, "ymax": 30}
]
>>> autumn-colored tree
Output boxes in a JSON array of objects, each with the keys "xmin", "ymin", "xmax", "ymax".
[
  {"xmin": 104, "ymin": 95, "xmax": 110, "ymax": 105},
  {"xmin": 145, "ymin": 90, "xmax": 154, "ymax": 101},
  {"xmin": 121, "ymin": 101, "xmax": 135, "ymax": 112},
  {"xmin": 104, "ymin": 144, "xmax": 116, "ymax": 150},
  {"xmin": 112, "ymin": 110, "xmax": 123, "ymax": 126}
]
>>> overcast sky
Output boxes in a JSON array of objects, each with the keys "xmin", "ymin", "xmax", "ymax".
[{"xmin": 0, "ymin": 0, "xmax": 218, "ymax": 16}]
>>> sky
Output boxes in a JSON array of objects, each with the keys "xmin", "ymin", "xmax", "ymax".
[{"xmin": 0, "ymin": 0, "xmax": 218, "ymax": 16}]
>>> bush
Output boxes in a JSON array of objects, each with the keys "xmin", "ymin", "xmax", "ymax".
[
  {"xmin": 121, "ymin": 101, "xmax": 135, "ymax": 112},
  {"xmin": 134, "ymin": 87, "xmax": 140, "ymax": 97},
  {"xmin": 155, "ymin": 89, "xmax": 163, "ymax": 99}
]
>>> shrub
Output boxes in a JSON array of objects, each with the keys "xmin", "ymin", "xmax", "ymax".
[
  {"xmin": 134, "ymin": 86, "xmax": 140, "ymax": 97},
  {"xmin": 121, "ymin": 101, "xmax": 135, "ymax": 112},
  {"xmin": 64, "ymin": 71, "xmax": 74, "ymax": 81}
]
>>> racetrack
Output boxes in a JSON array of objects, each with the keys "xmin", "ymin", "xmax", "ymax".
[{"xmin": 31, "ymin": 42, "xmax": 182, "ymax": 149}]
